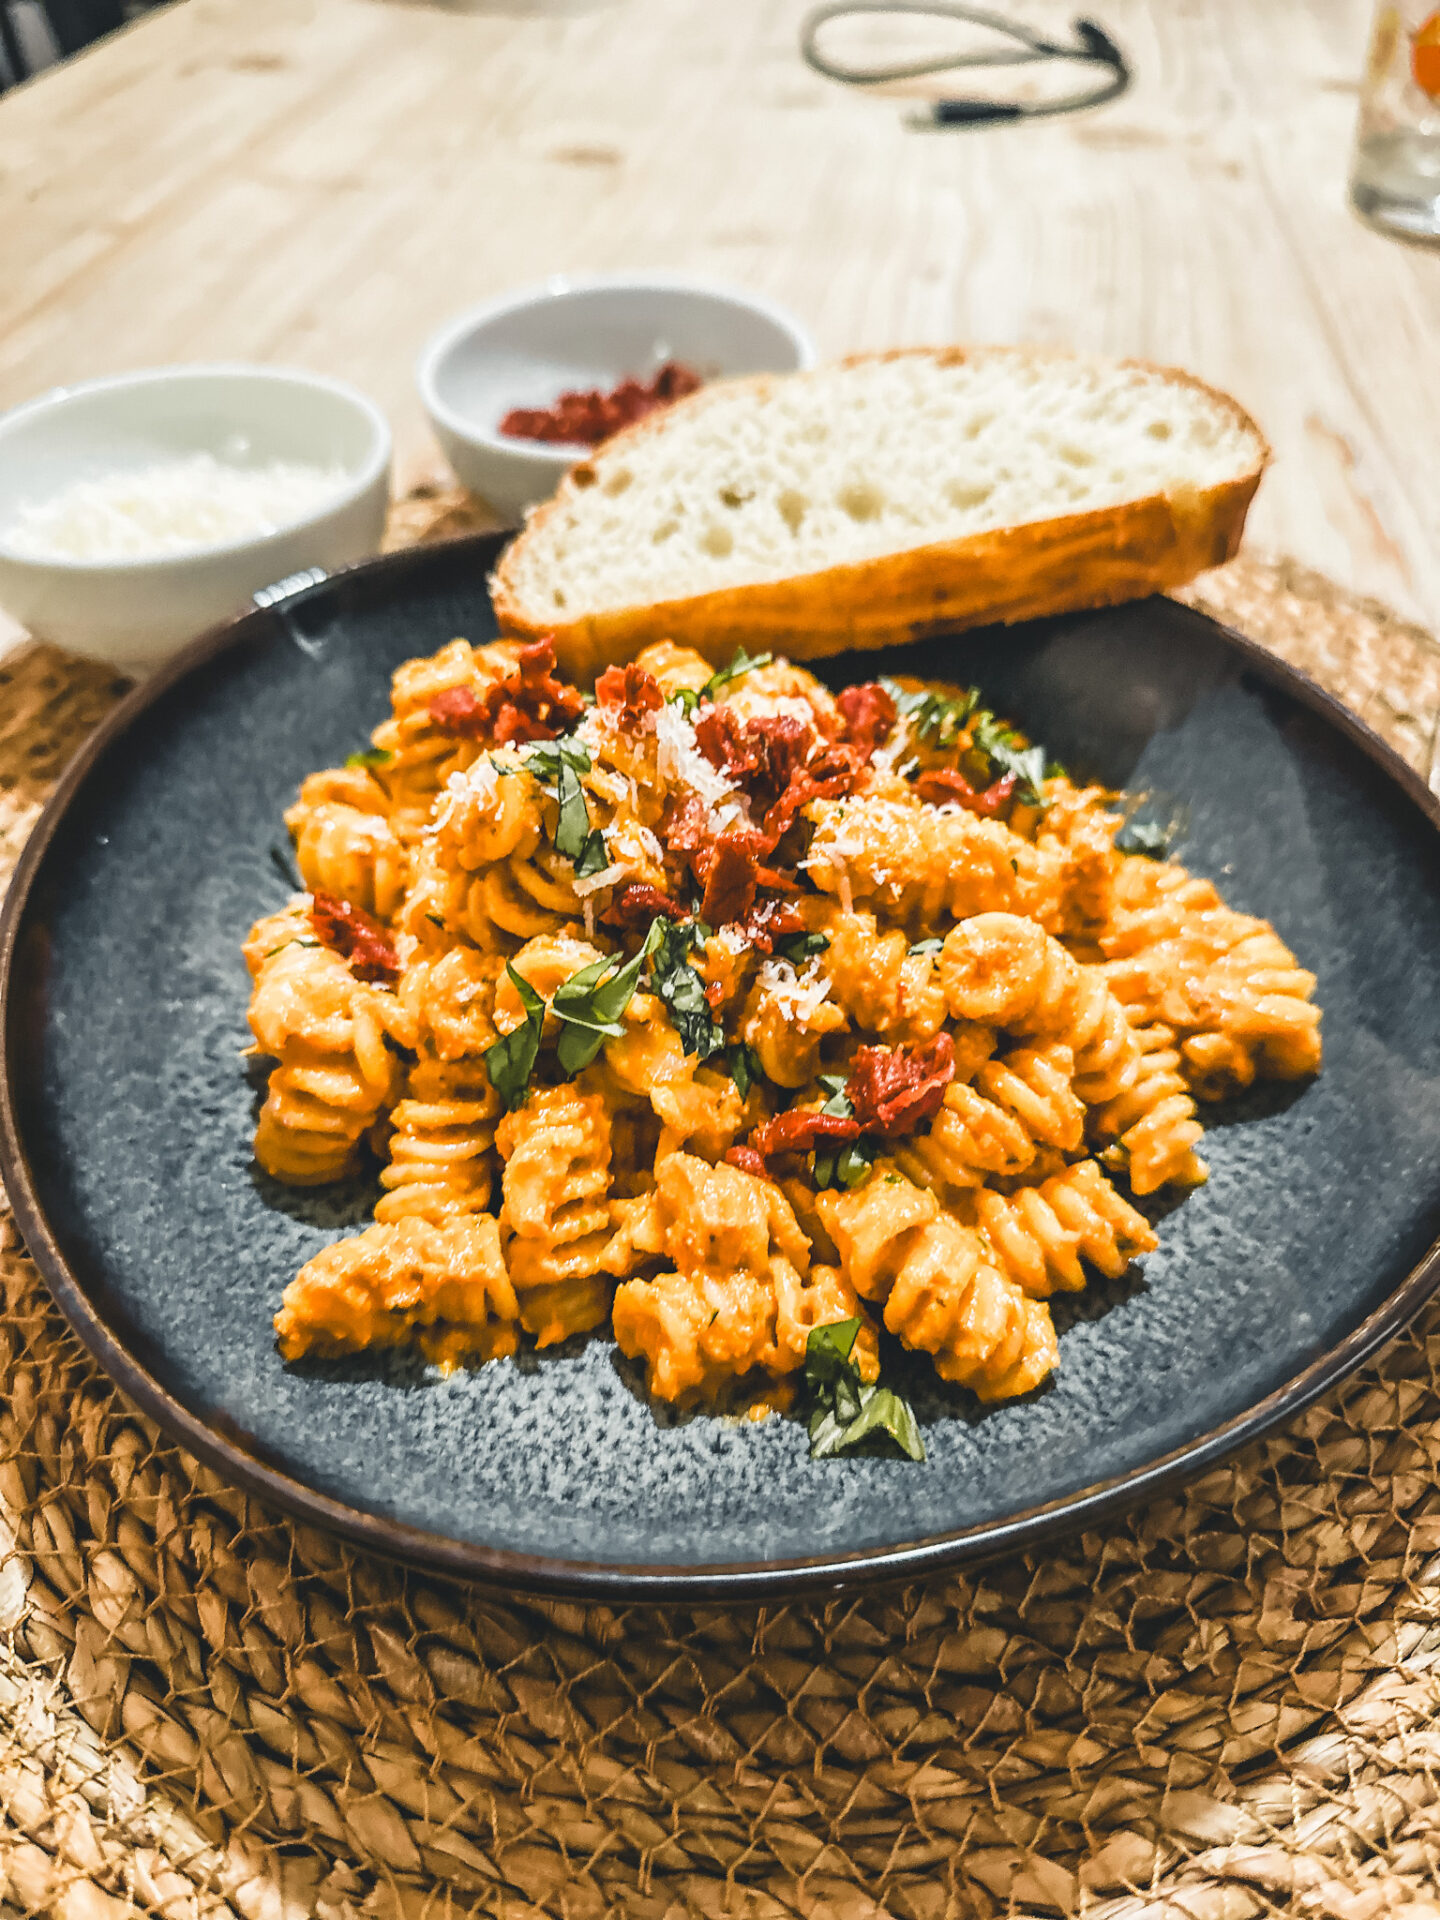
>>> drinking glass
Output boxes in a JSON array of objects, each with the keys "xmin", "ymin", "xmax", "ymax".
[{"xmin": 1350, "ymin": 2, "xmax": 1440, "ymax": 240}]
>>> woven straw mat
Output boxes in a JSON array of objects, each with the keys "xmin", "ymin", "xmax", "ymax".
[{"xmin": 2, "ymin": 494, "xmax": 1440, "ymax": 1920}]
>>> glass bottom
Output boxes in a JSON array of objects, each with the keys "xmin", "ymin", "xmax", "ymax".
[{"xmin": 1351, "ymin": 129, "xmax": 1440, "ymax": 243}]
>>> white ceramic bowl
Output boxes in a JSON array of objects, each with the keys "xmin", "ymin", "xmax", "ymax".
[
  {"xmin": 0, "ymin": 365, "xmax": 392, "ymax": 675},
  {"xmin": 417, "ymin": 274, "xmax": 816, "ymax": 526}
]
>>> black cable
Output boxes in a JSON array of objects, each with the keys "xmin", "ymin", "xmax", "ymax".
[{"xmin": 799, "ymin": 2, "xmax": 1129, "ymax": 128}]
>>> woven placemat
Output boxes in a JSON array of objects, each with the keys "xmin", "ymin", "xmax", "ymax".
[{"xmin": 3, "ymin": 502, "xmax": 1440, "ymax": 1920}]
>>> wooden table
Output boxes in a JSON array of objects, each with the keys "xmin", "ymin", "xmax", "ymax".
[{"xmin": 2, "ymin": 0, "xmax": 1438, "ymax": 631}]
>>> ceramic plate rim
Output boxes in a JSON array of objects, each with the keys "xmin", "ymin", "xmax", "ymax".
[{"xmin": 3, "ymin": 534, "xmax": 1439, "ymax": 1600}]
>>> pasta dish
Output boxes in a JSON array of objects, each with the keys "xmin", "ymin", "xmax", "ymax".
[{"xmin": 243, "ymin": 634, "xmax": 1322, "ymax": 1456}]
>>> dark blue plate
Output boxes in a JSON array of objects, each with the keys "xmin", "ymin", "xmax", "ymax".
[{"xmin": 4, "ymin": 534, "xmax": 1439, "ymax": 1598}]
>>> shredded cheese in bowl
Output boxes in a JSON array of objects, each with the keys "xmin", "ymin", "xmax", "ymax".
[{"xmin": 3, "ymin": 453, "xmax": 350, "ymax": 562}]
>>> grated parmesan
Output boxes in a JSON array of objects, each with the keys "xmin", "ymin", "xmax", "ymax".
[
  {"xmin": 654, "ymin": 701, "xmax": 737, "ymax": 817},
  {"xmin": 755, "ymin": 956, "xmax": 832, "ymax": 1026},
  {"xmin": 4, "ymin": 453, "xmax": 350, "ymax": 561}
]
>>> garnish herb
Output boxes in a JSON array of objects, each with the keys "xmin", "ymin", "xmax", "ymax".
[
  {"xmin": 701, "ymin": 647, "xmax": 774, "ymax": 703},
  {"xmin": 552, "ymin": 759, "xmax": 594, "ymax": 863},
  {"xmin": 811, "ymin": 1076, "xmax": 874, "ymax": 1192},
  {"xmin": 908, "ymin": 937, "xmax": 944, "ymax": 956},
  {"xmin": 525, "ymin": 734, "xmax": 609, "ymax": 874},
  {"xmin": 483, "ymin": 964, "xmax": 546, "ymax": 1111},
  {"xmin": 552, "ymin": 923, "xmax": 664, "ymax": 1075},
  {"xmin": 1116, "ymin": 819, "xmax": 1174, "ymax": 858},
  {"xmin": 573, "ymin": 829, "xmax": 611, "ymax": 877},
  {"xmin": 269, "ymin": 843, "xmax": 302, "ymax": 892},
  {"xmin": 650, "ymin": 917, "xmax": 725, "ymax": 1061},
  {"xmin": 882, "ymin": 679, "xmax": 980, "ymax": 749},
  {"xmin": 344, "ymin": 747, "xmax": 392, "ymax": 770},
  {"xmin": 727, "ymin": 1043, "xmax": 764, "ymax": 1100},
  {"xmin": 524, "ymin": 736, "xmax": 592, "ymax": 784},
  {"xmin": 804, "ymin": 1319, "xmax": 925, "ymax": 1462},
  {"xmin": 1116, "ymin": 798, "xmax": 1187, "ymax": 860},
  {"xmin": 668, "ymin": 686, "xmax": 701, "ymax": 716},
  {"xmin": 772, "ymin": 930, "xmax": 829, "ymax": 965},
  {"xmin": 969, "ymin": 711, "xmax": 1048, "ymax": 807}
]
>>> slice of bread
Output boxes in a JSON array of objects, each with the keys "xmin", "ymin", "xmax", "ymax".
[{"xmin": 491, "ymin": 347, "xmax": 1268, "ymax": 681}]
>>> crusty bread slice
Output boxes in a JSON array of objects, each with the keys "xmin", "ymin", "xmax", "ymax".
[{"xmin": 491, "ymin": 347, "xmax": 1268, "ymax": 682}]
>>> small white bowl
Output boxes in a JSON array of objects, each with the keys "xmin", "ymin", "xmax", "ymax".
[
  {"xmin": 417, "ymin": 274, "xmax": 816, "ymax": 526},
  {"xmin": 0, "ymin": 365, "xmax": 392, "ymax": 675}
]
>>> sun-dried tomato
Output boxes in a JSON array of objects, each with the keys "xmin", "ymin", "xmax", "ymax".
[
  {"xmin": 694, "ymin": 705, "xmax": 763, "ymax": 781},
  {"xmin": 914, "ymin": 768, "xmax": 1018, "ymax": 817},
  {"xmin": 310, "ymin": 890, "xmax": 400, "ymax": 985},
  {"xmin": 426, "ymin": 686, "xmax": 488, "ymax": 737},
  {"xmin": 724, "ymin": 1145, "xmax": 771, "ymax": 1181},
  {"xmin": 428, "ymin": 638, "xmax": 585, "ymax": 746},
  {"xmin": 601, "ymin": 882, "xmax": 686, "ymax": 931},
  {"xmin": 846, "ymin": 1034, "xmax": 956, "ymax": 1138},
  {"xmin": 735, "ymin": 898, "xmax": 806, "ymax": 954},
  {"xmin": 760, "ymin": 743, "xmax": 865, "ymax": 844},
  {"xmin": 661, "ymin": 790, "xmax": 711, "ymax": 857},
  {"xmin": 596, "ymin": 662, "xmax": 663, "ymax": 728},
  {"xmin": 743, "ymin": 714, "xmax": 813, "ymax": 803},
  {"xmin": 700, "ymin": 828, "xmax": 768, "ymax": 929},
  {"xmin": 836, "ymin": 681, "xmax": 896, "ymax": 761},
  {"xmin": 499, "ymin": 361, "xmax": 703, "ymax": 446},
  {"xmin": 750, "ymin": 1108, "xmax": 862, "ymax": 1164}
]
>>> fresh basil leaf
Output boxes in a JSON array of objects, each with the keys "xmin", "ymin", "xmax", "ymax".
[
  {"xmin": 668, "ymin": 686, "xmax": 700, "ymax": 717},
  {"xmin": 552, "ymin": 930, "xmax": 661, "ymax": 1075},
  {"xmin": 552, "ymin": 759, "xmax": 593, "ymax": 862},
  {"xmin": 344, "ymin": 746, "xmax": 393, "ymax": 770},
  {"xmin": 811, "ymin": 1084, "xmax": 862, "ymax": 1191},
  {"xmin": 574, "ymin": 828, "xmax": 610, "ymax": 878},
  {"xmin": 772, "ymin": 930, "xmax": 829, "ymax": 965},
  {"xmin": 649, "ymin": 916, "xmax": 724, "ymax": 1060},
  {"xmin": 881, "ymin": 678, "xmax": 980, "ymax": 749},
  {"xmin": 269, "ymin": 843, "xmax": 302, "ymax": 892},
  {"xmin": 701, "ymin": 647, "xmax": 773, "ymax": 702},
  {"xmin": 728, "ymin": 1043, "xmax": 763, "ymax": 1100},
  {"xmin": 803, "ymin": 1320, "xmax": 924, "ymax": 1461},
  {"xmin": 816, "ymin": 1073, "xmax": 849, "ymax": 1098},
  {"xmin": 908, "ymin": 938, "xmax": 944, "ymax": 956},
  {"xmin": 833, "ymin": 1386, "xmax": 926, "ymax": 1462},
  {"xmin": 525, "ymin": 735, "xmax": 592, "ymax": 786},
  {"xmin": 805, "ymin": 1316, "xmax": 860, "ymax": 1383},
  {"xmin": 484, "ymin": 964, "xmax": 546, "ymax": 1110},
  {"xmin": 1116, "ymin": 819, "xmax": 1173, "ymax": 858}
]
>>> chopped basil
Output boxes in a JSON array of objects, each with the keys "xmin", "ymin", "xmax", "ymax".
[
  {"xmin": 1116, "ymin": 799, "xmax": 1187, "ymax": 860},
  {"xmin": 525, "ymin": 733, "xmax": 606, "ymax": 873},
  {"xmin": 650, "ymin": 917, "xmax": 724, "ymax": 1061},
  {"xmin": 969, "ymin": 712, "xmax": 1048, "ymax": 807},
  {"xmin": 811, "ymin": 1081, "xmax": 873, "ymax": 1192},
  {"xmin": 908, "ymin": 937, "xmax": 944, "ymax": 956},
  {"xmin": 574, "ymin": 828, "xmax": 610, "ymax": 878},
  {"xmin": 344, "ymin": 746, "xmax": 392, "ymax": 770},
  {"xmin": 668, "ymin": 686, "xmax": 701, "ymax": 716},
  {"xmin": 552, "ymin": 926, "xmax": 663, "ymax": 1075},
  {"xmin": 727, "ymin": 1043, "xmax": 764, "ymax": 1100},
  {"xmin": 701, "ymin": 647, "xmax": 773, "ymax": 702},
  {"xmin": 881, "ymin": 678, "xmax": 980, "ymax": 749},
  {"xmin": 804, "ymin": 1319, "xmax": 925, "ymax": 1462},
  {"xmin": 552, "ymin": 758, "xmax": 594, "ymax": 863},
  {"xmin": 1116, "ymin": 819, "xmax": 1173, "ymax": 858},
  {"xmin": 269, "ymin": 843, "xmax": 302, "ymax": 892},
  {"xmin": 524, "ymin": 735, "xmax": 592, "ymax": 784},
  {"xmin": 483, "ymin": 964, "xmax": 546, "ymax": 1111},
  {"xmin": 772, "ymin": 930, "xmax": 829, "ymax": 966}
]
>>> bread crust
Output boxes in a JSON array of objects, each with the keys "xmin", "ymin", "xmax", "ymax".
[{"xmin": 490, "ymin": 347, "xmax": 1269, "ymax": 682}]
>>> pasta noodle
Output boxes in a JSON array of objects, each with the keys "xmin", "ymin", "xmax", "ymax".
[{"xmin": 245, "ymin": 631, "xmax": 1323, "ymax": 1446}]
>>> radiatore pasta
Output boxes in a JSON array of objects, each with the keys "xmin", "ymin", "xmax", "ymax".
[{"xmin": 245, "ymin": 630, "xmax": 1323, "ymax": 1440}]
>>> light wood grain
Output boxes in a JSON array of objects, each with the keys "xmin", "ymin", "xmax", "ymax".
[{"xmin": 1, "ymin": 0, "xmax": 1437, "ymax": 630}]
